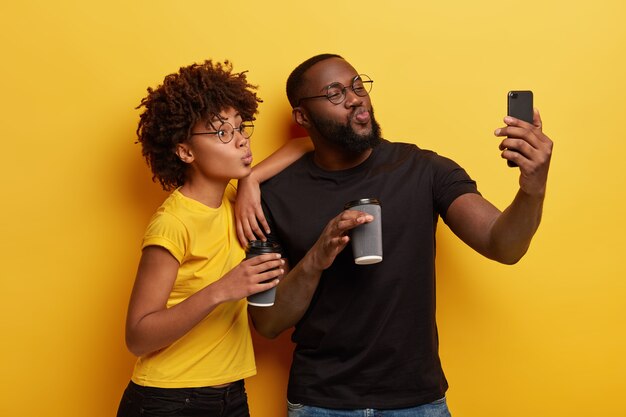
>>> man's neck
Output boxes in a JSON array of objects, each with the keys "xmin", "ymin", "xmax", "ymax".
[{"xmin": 312, "ymin": 145, "xmax": 373, "ymax": 171}]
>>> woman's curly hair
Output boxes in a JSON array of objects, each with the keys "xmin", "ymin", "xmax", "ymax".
[{"xmin": 136, "ymin": 60, "xmax": 262, "ymax": 190}]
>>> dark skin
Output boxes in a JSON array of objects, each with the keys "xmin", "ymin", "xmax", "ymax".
[
  {"xmin": 125, "ymin": 110, "xmax": 286, "ymax": 357},
  {"xmin": 244, "ymin": 57, "xmax": 553, "ymax": 338}
]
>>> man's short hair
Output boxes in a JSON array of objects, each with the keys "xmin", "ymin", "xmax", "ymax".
[{"xmin": 286, "ymin": 53, "xmax": 343, "ymax": 108}]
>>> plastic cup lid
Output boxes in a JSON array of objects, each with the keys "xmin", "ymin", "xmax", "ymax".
[{"xmin": 344, "ymin": 198, "xmax": 381, "ymax": 209}]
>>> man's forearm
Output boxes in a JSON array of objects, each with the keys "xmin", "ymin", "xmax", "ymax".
[
  {"xmin": 249, "ymin": 255, "xmax": 322, "ymax": 339},
  {"xmin": 249, "ymin": 209, "xmax": 372, "ymax": 338},
  {"xmin": 489, "ymin": 189, "xmax": 545, "ymax": 264}
]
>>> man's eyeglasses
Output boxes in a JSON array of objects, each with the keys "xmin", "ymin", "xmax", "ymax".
[
  {"xmin": 190, "ymin": 121, "xmax": 254, "ymax": 144},
  {"xmin": 296, "ymin": 74, "xmax": 373, "ymax": 106}
]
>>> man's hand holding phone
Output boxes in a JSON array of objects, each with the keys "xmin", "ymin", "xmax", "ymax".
[{"xmin": 494, "ymin": 91, "xmax": 553, "ymax": 197}]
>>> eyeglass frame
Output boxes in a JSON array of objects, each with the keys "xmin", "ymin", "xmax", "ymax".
[
  {"xmin": 296, "ymin": 74, "xmax": 373, "ymax": 107},
  {"xmin": 189, "ymin": 121, "xmax": 254, "ymax": 144}
]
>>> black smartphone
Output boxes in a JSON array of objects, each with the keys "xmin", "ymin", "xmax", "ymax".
[{"xmin": 506, "ymin": 90, "xmax": 534, "ymax": 167}]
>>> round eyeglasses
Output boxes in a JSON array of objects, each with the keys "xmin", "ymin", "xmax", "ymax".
[
  {"xmin": 190, "ymin": 121, "xmax": 254, "ymax": 144},
  {"xmin": 296, "ymin": 74, "xmax": 373, "ymax": 106}
]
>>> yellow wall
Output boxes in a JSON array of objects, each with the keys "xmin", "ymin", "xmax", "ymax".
[{"xmin": 1, "ymin": 1, "xmax": 624, "ymax": 415}]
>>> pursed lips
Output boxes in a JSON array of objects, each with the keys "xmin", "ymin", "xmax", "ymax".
[
  {"xmin": 242, "ymin": 151, "xmax": 253, "ymax": 165},
  {"xmin": 351, "ymin": 107, "xmax": 371, "ymax": 124}
]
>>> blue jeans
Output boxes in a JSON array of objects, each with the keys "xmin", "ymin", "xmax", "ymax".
[
  {"xmin": 287, "ymin": 397, "xmax": 451, "ymax": 417},
  {"xmin": 116, "ymin": 380, "xmax": 249, "ymax": 417}
]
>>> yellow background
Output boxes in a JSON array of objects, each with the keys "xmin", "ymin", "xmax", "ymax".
[{"xmin": 1, "ymin": 1, "xmax": 624, "ymax": 416}]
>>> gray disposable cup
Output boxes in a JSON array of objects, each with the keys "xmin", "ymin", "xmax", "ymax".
[
  {"xmin": 344, "ymin": 198, "xmax": 383, "ymax": 265},
  {"xmin": 245, "ymin": 240, "xmax": 281, "ymax": 307}
]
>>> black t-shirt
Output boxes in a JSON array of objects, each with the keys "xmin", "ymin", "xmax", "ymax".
[{"xmin": 260, "ymin": 140, "xmax": 479, "ymax": 409}]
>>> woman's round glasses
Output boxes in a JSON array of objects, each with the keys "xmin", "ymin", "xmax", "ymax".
[
  {"xmin": 190, "ymin": 121, "xmax": 254, "ymax": 144},
  {"xmin": 296, "ymin": 74, "xmax": 373, "ymax": 106}
]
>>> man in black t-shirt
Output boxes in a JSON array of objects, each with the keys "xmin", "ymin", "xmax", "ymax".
[{"xmin": 243, "ymin": 54, "xmax": 553, "ymax": 416}]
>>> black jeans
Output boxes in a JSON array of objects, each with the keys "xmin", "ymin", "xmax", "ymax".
[{"xmin": 116, "ymin": 380, "xmax": 250, "ymax": 417}]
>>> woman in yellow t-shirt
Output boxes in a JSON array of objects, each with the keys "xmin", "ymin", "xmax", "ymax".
[{"xmin": 117, "ymin": 60, "xmax": 309, "ymax": 417}]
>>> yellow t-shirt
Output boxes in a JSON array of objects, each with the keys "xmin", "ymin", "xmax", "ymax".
[{"xmin": 131, "ymin": 184, "xmax": 255, "ymax": 388}]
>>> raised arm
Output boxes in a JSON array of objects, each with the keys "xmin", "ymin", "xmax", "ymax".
[
  {"xmin": 445, "ymin": 109, "xmax": 552, "ymax": 264},
  {"xmin": 235, "ymin": 137, "xmax": 314, "ymax": 246},
  {"xmin": 249, "ymin": 210, "xmax": 373, "ymax": 339}
]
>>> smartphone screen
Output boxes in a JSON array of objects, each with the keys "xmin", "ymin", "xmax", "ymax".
[{"xmin": 506, "ymin": 90, "xmax": 533, "ymax": 167}]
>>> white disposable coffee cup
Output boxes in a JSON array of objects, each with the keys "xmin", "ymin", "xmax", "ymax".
[{"xmin": 344, "ymin": 198, "xmax": 382, "ymax": 265}]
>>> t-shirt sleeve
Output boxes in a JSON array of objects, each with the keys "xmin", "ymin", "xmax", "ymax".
[
  {"xmin": 430, "ymin": 154, "xmax": 481, "ymax": 220},
  {"xmin": 141, "ymin": 211, "xmax": 187, "ymax": 264}
]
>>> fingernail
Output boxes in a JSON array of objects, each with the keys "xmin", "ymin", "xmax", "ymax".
[
  {"xmin": 504, "ymin": 116, "xmax": 513, "ymax": 123},
  {"xmin": 494, "ymin": 128, "xmax": 501, "ymax": 136}
]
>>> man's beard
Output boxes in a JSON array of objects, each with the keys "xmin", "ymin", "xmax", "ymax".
[{"xmin": 309, "ymin": 107, "xmax": 382, "ymax": 154}]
